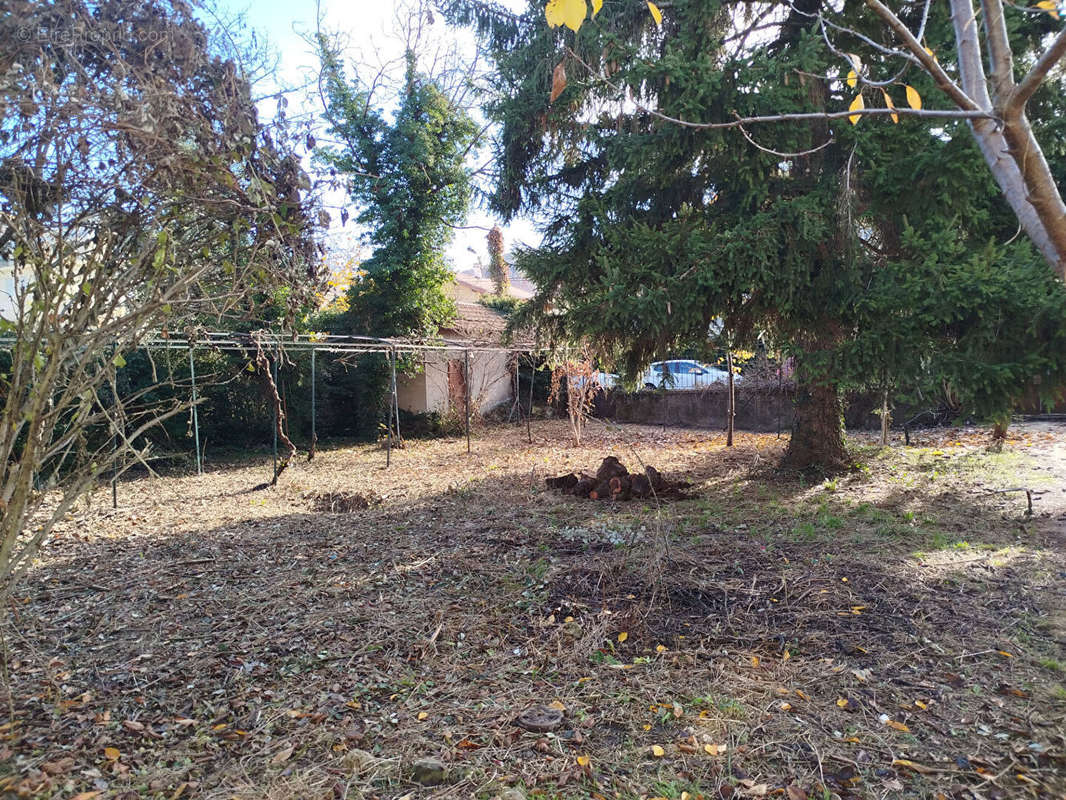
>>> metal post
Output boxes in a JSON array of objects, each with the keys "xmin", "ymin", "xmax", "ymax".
[
  {"xmin": 272, "ymin": 355, "xmax": 278, "ymax": 480},
  {"xmin": 464, "ymin": 349, "xmax": 471, "ymax": 454},
  {"xmin": 776, "ymin": 362, "xmax": 783, "ymax": 439},
  {"xmin": 526, "ymin": 355, "xmax": 534, "ymax": 444},
  {"xmin": 385, "ymin": 355, "xmax": 392, "ymax": 468},
  {"xmin": 311, "ymin": 347, "xmax": 317, "ymax": 449},
  {"xmin": 726, "ymin": 350, "xmax": 735, "ymax": 447},
  {"xmin": 390, "ymin": 347, "xmax": 401, "ymax": 445},
  {"xmin": 189, "ymin": 348, "xmax": 202, "ymax": 475}
]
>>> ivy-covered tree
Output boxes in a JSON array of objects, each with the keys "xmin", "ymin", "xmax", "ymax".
[
  {"xmin": 317, "ymin": 44, "xmax": 478, "ymax": 338},
  {"xmin": 445, "ymin": 0, "xmax": 1066, "ymax": 467}
]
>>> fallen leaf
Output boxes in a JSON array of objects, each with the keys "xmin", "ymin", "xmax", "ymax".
[
  {"xmin": 651, "ymin": 744, "xmax": 665, "ymax": 757},
  {"xmin": 417, "ymin": 711, "xmax": 428, "ymax": 721},
  {"xmin": 885, "ymin": 720, "xmax": 910, "ymax": 732},
  {"xmin": 103, "ymin": 747, "xmax": 120, "ymax": 761},
  {"xmin": 548, "ymin": 700, "xmax": 567, "ymax": 711},
  {"xmin": 617, "ymin": 632, "xmax": 628, "ymax": 643},
  {"xmin": 892, "ymin": 758, "xmax": 936, "ymax": 774},
  {"xmin": 576, "ymin": 754, "xmax": 590, "ymax": 766},
  {"xmin": 270, "ymin": 744, "xmax": 294, "ymax": 766}
]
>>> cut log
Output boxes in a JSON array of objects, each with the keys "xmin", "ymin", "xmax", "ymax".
[
  {"xmin": 546, "ymin": 472, "xmax": 579, "ymax": 491},
  {"xmin": 572, "ymin": 474, "xmax": 597, "ymax": 497},
  {"xmin": 589, "ymin": 480, "xmax": 612, "ymax": 500},
  {"xmin": 629, "ymin": 473, "xmax": 652, "ymax": 498},
  {"xmin": 609, "ymin": 475, "xmax": 631, "ymax": 500},
  {"xmin": 644, "ymin": 465, "xmax": 666, "ymax": 491},
  {"xmin": 595, "ymin": 456, "xmax": 629, "ymax": 482}
]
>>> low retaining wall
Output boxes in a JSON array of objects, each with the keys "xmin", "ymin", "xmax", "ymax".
[{"xmin": 594, "ymin": 385, "xmax": 794, "ymax": 432}]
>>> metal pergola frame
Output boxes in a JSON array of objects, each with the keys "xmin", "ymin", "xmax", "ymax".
[{"xmin": 1, "ymin": 332, "xmax": 548, "ymax": 506}]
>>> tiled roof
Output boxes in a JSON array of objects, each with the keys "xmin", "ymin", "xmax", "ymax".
[{"xmin": 440, "ymin": 302, "xmax": 509, "ymax": 341}]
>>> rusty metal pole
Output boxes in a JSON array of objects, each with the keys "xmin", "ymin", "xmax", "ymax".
[{"xmin": 464, "ymin": 349, "xmax": 471, "ymax": 454}]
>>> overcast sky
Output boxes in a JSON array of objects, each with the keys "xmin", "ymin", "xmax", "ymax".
[{"xmin": 213, "ymin": 0, "xmax": 538, "ymax": 275}]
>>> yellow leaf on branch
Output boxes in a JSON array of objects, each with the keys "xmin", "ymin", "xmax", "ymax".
[
  {"xmin": 545, "ymin": 0, "xmax": 587, "ymax": 32},
  {"xmin": 880, "ymin": 86, "xmax": 899, "ymax": 121},
  {"xmin": 592, "ymin": 0, "xmax": 603, "ymax": 16},
  {"xmin": 905, "ymin": 84, "xmax": 922, "ymax": 110},
  {"xmin": 1034, "ymin": 0, "xmax": 1060, "ymax": 19},
  {"xmin": 848, "ymin": 93, "xmax": 864, "ymax": 124},
  {"xmin": 647, "ymin": 1, "xmax": 663, "ymax": 26},
  {"xmin": 846, "ymin": 70, "xmax": 858, "ymax": 89}
]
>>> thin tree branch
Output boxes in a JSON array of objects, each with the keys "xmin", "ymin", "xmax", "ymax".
[
  {"xmin": 565, "ymin": 47, "xmax": 995, "ymax": 129},
  {"xmin": 980, "ymin": 0, "xmax": 1016, "ymax": 101},
  {"xmin": 735, "ymin": 120, "xmax": 835, "ymax": 158},
  {"xmin": 865, "ymin": 0, "xmax": 982, "ymax": 111}
]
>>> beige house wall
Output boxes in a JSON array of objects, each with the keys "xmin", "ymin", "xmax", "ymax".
[
  {"xmin": 395, "ymin": 367, "xmax": 428, "ymax": 412},
  {"xmin": 396, "ymin": 350, "xmax": 513, "ymax": 415}
]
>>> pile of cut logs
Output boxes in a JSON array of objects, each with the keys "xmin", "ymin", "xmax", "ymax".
[{"xmin": 546, "ymin": 456, "xmax": 688, "ymax": 501}]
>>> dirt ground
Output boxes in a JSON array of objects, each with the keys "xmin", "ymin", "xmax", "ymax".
[{"xmin": 2, "ymin": 420, "xmax": 1065, "ymax": 800}]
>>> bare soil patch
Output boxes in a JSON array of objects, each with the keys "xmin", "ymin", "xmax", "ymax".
[{"xmin": 2, "ymin": 421, "xmax": 1064, "ymax": 800}]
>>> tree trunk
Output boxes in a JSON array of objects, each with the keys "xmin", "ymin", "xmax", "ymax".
[{"xmin": 783, "ymin": 380, "xmax": 850, "ymax": 469}]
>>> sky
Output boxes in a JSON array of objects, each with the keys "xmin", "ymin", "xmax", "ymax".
[{"xmin": 212, "ymin": 0, "xmax": 539, "ymax": 275}]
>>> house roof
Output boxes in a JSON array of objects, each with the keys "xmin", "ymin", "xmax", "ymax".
[{"xmin": 440, "ymin": 301, "xmax": 509, "ymax": 342}]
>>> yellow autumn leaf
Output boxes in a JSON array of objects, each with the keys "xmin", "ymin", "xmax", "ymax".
[
  {"xmin": 577, "ymin": 754, "xmax": 591, "ymax": 766},
  {"xmin": 779, "ymin": 702, "xmax": 792, "ymax": 711},
  {"xmin": 905, "ymin": 84, "xmax": 922, "ymax": 110},
  {"xmin": 795, "ymin": 689, "xmax": 810, "ymax": 701},
  {"xmin": 647, "ymin": 0, "xmax": 663, "ymax": 26},
  {"xmin": 751, "ymin": 655, "xmax": 760, "ymax": 668},
  {"xmin": 545, "ymin": 0, "xmax": 587, "ymax": 32},
  {"xmin": 848, "ymin": 93, "xmax": 864, "ymax": 125},
  {"xmin": 881, "ymin": 90, "xmax": 898, "ymax": 123},
  {"xmin": 1034, "ymin": 0, "xmax": 1060, "ymax": 19},
  {"xmin": 914, "ymin": 699, "xmax": 928, "ymax": 710},
  {"xmin": 103, "ymin": 746, "xmax": 120, "ymax": 761},
  {"xmin": 783, "ymin": 649, "xmax": 791, "ymax": 661},
  {"xmin": 591, "ymin": 0, "xmax": 603, "ymax": 16},
  {"xmin": 846, "ymin": 70, "xmax": 858, "ymax": 89},
  {"xmin": 548, "ymin": 699, "xmax": 567, "ymax": 711},
  {"xmin": 656, "ymin": 644, "xmax": 667, "ymax": 653},
  {"xmin": 651, "ymin": 744, "xmax": 666, "ymax": 757},
  {"xmin": 417, "ymin": 711, "xmax": 429, "ymax": 720},
  {"xmin": 885, "ymin": 719, "xmax": 910, "ymax": 732},
  {"xmin": 837, "ymin": 698, "xmax": 849, "ymax": 708},
  {"xmin": 617, "ymin": 631, "xmax": 628, "ymax": 643},
  {"xmin": 704, "ymin": 743, "xmax": 720, "ymax": 755},
  {"xmin": 998, "ymin": 650, "xmax": 1013, "ymax": 658}
]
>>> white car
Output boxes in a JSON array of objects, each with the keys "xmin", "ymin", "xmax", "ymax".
[
  {"xmin": 593, "ymin": 359, "xmax": 739, "ymax": 391},
  {"xmin": 642, "ymin": 359, "xmax": 736, "ymax": 390}
]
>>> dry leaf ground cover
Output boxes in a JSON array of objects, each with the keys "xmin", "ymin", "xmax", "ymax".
[{"xmin": 2, "ymin": 420, "xmax": 1066, "ymax": 800}]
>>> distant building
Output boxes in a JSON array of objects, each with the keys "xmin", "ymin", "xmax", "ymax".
[
  {"xmin": 395, "ymin": 274, "xmax": 530, "ymax": 417},
  {"xmin": 0, "ymin": 259, "xmax": 16, "ymax": 320}
]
